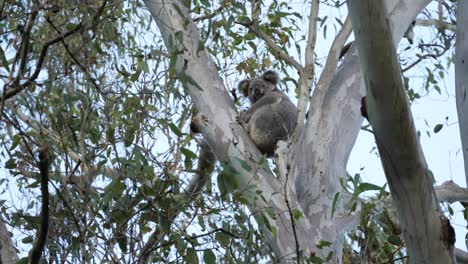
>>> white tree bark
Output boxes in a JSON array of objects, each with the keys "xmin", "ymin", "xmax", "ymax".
[
  {"xmin": 436, "ymin": 180, "xmax": 468, "ymax": 203},
  {"xmin": 456, "ymin": 0, "xmax": 468, "ymax": 186},
  {"xmin": 142, "ymin": 0, "xmax": 433, "ymax": 262},
  {"xmin": 348, "ymin": 1, "xmax": 455, "ymax": 263}
]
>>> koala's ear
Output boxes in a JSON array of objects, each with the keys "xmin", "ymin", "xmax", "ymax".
[
  {"xmin": 238, "ymin": 79, "xmax": 250, "ymax": 96},
  {"xmin": 262, "ymin": 70, "xmax": 279, "ymax": 84}
]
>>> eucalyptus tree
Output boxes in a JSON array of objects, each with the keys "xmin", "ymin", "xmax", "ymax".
[{"xmin": 0, "ymin": 0, "xmax": 467, "ymax": 263}]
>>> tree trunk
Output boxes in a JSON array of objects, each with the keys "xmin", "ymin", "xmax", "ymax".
[
  {"xmin": 456, "ymin": 0, "xmax": 468, "ymax": 186},
  {"xmin": 348, "ymin": 0, "xmax": 455, "ymax": 263}
]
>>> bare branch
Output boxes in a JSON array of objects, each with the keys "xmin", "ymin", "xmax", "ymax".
[
  {"xmin": 310, "ymin": 15, "xmax": 352, "ymax": 112},
  {"xmin": 415, "ymin": 18, "xmax": 456, "ymax": 32},
  {"xmin": 296, "ymin": 0, "xmax": 319, "ymax": 131},
  {"xmin": 436, "ymin": 180, "xmax": 468, "ymax": 203}
]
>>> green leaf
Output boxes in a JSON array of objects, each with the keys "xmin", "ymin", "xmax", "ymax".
[
  {"xmin": 331, "ymin": 192, "xmax": 341, "ymax": 217},
  {"xmin": 215, "ymin": 232, "xmax": 230, "ymax": 247},
  {"xmin": 4, "ymin": 158, "xmax": 16, "ymax": 169},
  {"xmin": 317, "ymin": 240, "xmax": 332, "ymax": 249},
  {"xmin": 448, "ymin": 204, "xmax": 454, "ymax": 215},
  {"xmin": 236, "ymin": 157, "xmax": 252, "ymax": 172},
  {"xmin": 353, "ymin": 182, "xmax": 383, "ymax": 199},
  {"xmin": 130, "ymin": 69, "xmax": 141, "ymax": 81},
  {"xmin": 169, "ymin": 122, "xmax": 183, "ymax": 137},
  {"xmin": 203, "ymin": 250, "xmax": 216, "ymax": 264},
  {"xmin": 9, "ymin": 135, "xmax": 21, "ymax": 151},
  {"xmin": 16, "ymin": 258, "xmax": 29, "ymax": 264},
  {"xmin": 292, "ymin": 208, "xmax": 303, "ymax": 219},
  {"xmin": 199, "ymin": 0, "xmax": 211, "ymax": 7},
  {"xmin": 179, "ymin": 72, "xmax": 203, "ymax": 91},
  {"xmin": 117, "ymin": 232, "xmax": 128, "ymax": 253},
  {"xmin": 185, "ymin": 248, "xmax": 199, "ymax": 264},
  {"xmin": 218, "ymin": 164, "xmax": 239, "ymax": 198},
  {"xmin": 181, "ymin": 148, "xmax": 197, "ymax": 159},
  {"xmin": 0, "ymin": 46, "xmax": 9, "ymax": 71},
  {"xmin": 22, "ymin": 236, "xmax": 34, "ymax": 244},
  {"xmin": 387, "ymin": 234, "xmax": 402, "ymax": 245},
  {"xmin": 433, "ymin": 124, "xmax": 443, "ymax": 133},
  {"xmin": 309, "ymin": 255, "xmax": 323, "ymax": 263},
  {"xmin": 106, "ymin": 180, "xmax": 126, "ymax": 197}
]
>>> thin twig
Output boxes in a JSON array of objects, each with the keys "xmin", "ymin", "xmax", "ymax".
[{"xmin": 193, "ymin": 3, "xmax": 227, "ymax": 22}]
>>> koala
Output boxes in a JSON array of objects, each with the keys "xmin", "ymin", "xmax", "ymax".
[{"xmin": 238, "ymin": 70, "xmax": 297, "ymax": 157}]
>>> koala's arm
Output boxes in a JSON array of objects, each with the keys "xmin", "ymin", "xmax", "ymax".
[{"xmin": 241, "ymin": 93, "xmax": 280, "ymax": 122}]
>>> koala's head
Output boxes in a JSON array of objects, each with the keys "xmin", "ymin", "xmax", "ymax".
[{"xmin": 238, "ymin": 70, "xmax": 279, "ymax": 103}]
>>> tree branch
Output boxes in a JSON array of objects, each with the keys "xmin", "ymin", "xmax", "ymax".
[
  {"xmin": 309, "ymin": 15, "xmax": 351, "ymax": 113},
  {"xmin": 436, "ymin": 180, "xmax": 468, "ymax": 203},
  {"xmin": 29, "ymin": 145, "xmax": 51, "ymax": 264},
  {"xmin": 348, "ymin": 0, "xmax": 455, "ymax": 262},
  {"xmin": 415, "ymin": 18, "xmax": 456, "ymax": 32},
  {"xmin": 295, "ymin": 0, "xmax": 319, "ymax": 131}
]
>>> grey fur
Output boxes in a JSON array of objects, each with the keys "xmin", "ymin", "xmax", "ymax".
[{"xmin": 238, "ymin": 70, "xmax": 297, "ymax": 156}]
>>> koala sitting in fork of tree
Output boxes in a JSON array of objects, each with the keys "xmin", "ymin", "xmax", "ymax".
[{"xmin": 237, "ymin": 70, "xmax": 297, "ymax": 157}]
